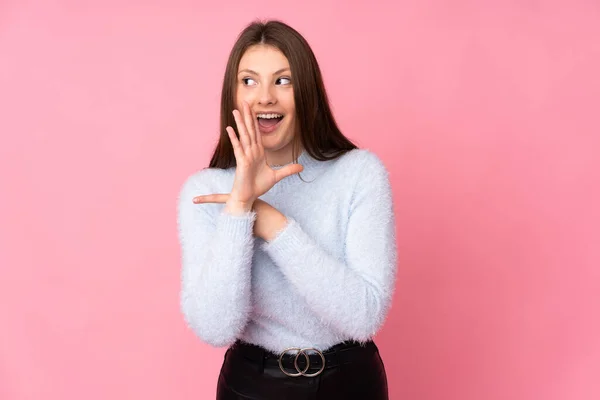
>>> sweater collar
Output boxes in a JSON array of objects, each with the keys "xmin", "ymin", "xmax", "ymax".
[{"xmin": 269, "ymin": 149, "xmax": 325, "ymax": 189}]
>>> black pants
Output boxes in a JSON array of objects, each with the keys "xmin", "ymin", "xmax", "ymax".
[{"xmin": 216, "ymin": 340, "xmax": 389, "ymax": 399}]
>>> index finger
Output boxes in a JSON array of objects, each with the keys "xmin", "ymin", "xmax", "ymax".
[
  {"xmin": 250, "ymin": 105, "xmax": 263, "ymax": 150},
  {"xmin": 243, "ymin": 101, "xmax": 257, "ymax": 146},
  {"xmin": 193, "ymin": 194, "xmax": 230, "ymax": 204}
]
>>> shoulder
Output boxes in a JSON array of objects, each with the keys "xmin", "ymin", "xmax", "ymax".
[
  {"xmin": 337, "ymin": 148, "xmax": 391, "ymax": 178},
  {"xmin": 333, "ymin": 149, "xmax": 393, "ymax": 201},
  {"xmin": 178, "ymin": 167, "xmax": 232, "ymax": 197}
]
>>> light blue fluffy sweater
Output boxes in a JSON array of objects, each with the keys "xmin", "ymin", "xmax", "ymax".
[{"xmin": 177, "ymin": 149, "xmax": 397, "ymax": 353}]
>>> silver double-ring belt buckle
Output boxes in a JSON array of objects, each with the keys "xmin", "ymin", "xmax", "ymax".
[{"xmin": 278, "ymin": 347, "xmax": 326, "ymax": 377}]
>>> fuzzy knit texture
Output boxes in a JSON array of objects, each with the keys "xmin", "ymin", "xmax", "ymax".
[{"xmin": 177, "ymin": 148, "xmax": 398, "ymax": 354}]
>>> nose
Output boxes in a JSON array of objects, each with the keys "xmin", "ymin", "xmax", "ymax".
[{"xmin": 257, "ymin": 84, "xmax": 276, "ymax": 106}]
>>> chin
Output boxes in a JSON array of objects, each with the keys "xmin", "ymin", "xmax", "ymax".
[
  {"xmin": 261, "ymin": 128, "xmax": 292, "ymax": 145},
  {"xmin": 262, "ymin": 139, "xmax": 292, "ymax": 152}
]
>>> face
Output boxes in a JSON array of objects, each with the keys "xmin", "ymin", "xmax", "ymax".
[{"xmin": 235, "ymin": 44, "xmax": 298, "ymax": 164}]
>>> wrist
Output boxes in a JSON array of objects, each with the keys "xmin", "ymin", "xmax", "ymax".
[
  {"xmin": 263, "ymin": 213, "xmax": 288, "ymax": 242},
  {"xmin": 255, "ymin": 205, "xmax": 288, "ymax": 241},
  {"xmin": 224, "ymin": 199, "xmax": 254, "ymax": 215}
]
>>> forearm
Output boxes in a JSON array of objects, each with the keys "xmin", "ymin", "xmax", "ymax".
[
  {"xmin": 261, "ymin": 218, "xmax": 396, "ymax": 340},
  {"xmin": 179, "ymin": 207, "xmax": 256, "ymax": 347},
  {"xmin": 252, "ymin": 199, "xmax": 289, "ymax": 242}
]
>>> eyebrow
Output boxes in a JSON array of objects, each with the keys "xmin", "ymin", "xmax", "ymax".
[{"xmin": 237, "ymin": 68, "xmax": 291, "ymax": 76}]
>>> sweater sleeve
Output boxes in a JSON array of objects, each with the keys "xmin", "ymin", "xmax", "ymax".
[
  {"xmin": 177, "ymin": 170, "xmax": 256, "ymax": 347},
  {"xmin": 260, "ymin": 153, "xmax": 398, "ymax": 341}
]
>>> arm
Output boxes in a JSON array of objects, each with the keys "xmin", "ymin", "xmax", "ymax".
[
  {"xmin": 178, "ymin": 102, "xmax": 302, "ymax": 347},
  {"xmin": 259, "ymin": 155, "xmax": 398, "ymax": 341},
  {"xmin": 177, "ymin": 171, "xmax": 256, "ymax": 347}
]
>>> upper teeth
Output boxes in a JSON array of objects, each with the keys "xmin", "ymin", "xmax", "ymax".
[{"xmin": 257, "ymin": 113, "xmax": 282, "ymax": 119}]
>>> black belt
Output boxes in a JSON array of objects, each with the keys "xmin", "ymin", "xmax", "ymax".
[{"xmin": 230, "ymin": 340, "xmax": 377, "ymax": 377}]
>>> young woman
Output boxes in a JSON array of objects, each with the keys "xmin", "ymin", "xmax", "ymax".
[{"xmin": 177, "ymin": 19, "xmax": 397, "ymax": 399}]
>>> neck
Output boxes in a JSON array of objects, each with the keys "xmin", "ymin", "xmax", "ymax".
[
  {"xmin": 263, "ymin": 147, "xmax": 326, "ymax": 191},
  {"xmin": 265, "ymin": 146, "xmax": 305, "ymax": 167}
]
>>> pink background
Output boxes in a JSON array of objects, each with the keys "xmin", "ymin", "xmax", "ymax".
[{"xmin": 1, "ymin": 1, "xmax": 599, "ymax": 399}]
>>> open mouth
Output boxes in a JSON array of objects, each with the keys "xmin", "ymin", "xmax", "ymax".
[{"xmin": 256, "ymin": 113, "xmax": 284, "ymax": 134}]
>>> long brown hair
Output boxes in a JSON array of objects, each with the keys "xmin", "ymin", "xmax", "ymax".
[{"xmin": 208, "ymin": 19, "xmax": 358, "ymax": 169}]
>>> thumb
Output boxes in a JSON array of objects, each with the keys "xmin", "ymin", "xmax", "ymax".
[{"xmin": 274, "ymin": 164, "xmax": 304, "ymax": 182}]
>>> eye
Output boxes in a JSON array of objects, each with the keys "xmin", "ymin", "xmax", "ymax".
[
  {"xmin": 242, "ymin": 77, "xmax": 257, "ymax": 86},
  {"xmin": 276, "ymin": 77, "xmax": 292, "ymax": 85}
]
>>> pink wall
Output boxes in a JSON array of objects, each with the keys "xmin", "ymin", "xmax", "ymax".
[{"xmin": 1, "ymin": 1, "xmax": 599, "ymax": 399}]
